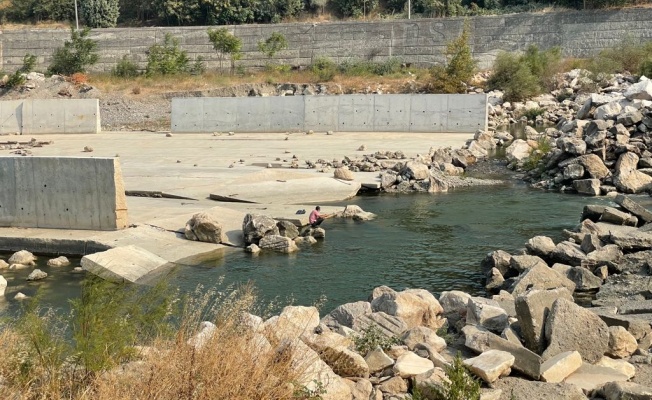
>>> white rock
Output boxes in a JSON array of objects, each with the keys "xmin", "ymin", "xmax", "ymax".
[
  {"xmin": 505, "ymin": 139, "xmax": 532, "ymax": 163},
  {"xmin": 392, "ymin": 351, "xmax": 435, "ymax": 378},
  {"xmin": 540, "ymin": 351, "xmax": 582, "ymax": 383},
  {"xmin": 26, "ymin": 269, "xmax": 47, "ymax": 281},
  {"xmin": 188, "ymin": 321, "xmax": 216, "ymax": 348},
  {"xmin": 607, "ymin": 326, "xmax": 638, "ymax": 359},
  {"xmin": 564, "ymin": 363, "xmax": 629, "ymax": 393},
  {"xmin": 264, "ymin": 305, "xmax": 319, "ymax": 342},
  {"xmin": 47, "ymin": 256, "xmax": 70, "ymax": 267},
  {"xmin": 0, "ymin": 260, "xmax": 8, "ymax": 269},
  {"xmin": 463, "ymin": 349, "xmax": 515, "ymax": 383},
  {"xmin": 14, "ymin": 292, "xmax": 28, "ymax": 300},
  {"xmin": 0, "ymin": 275, "xmax": 6, "ymax": 297},
  {"xmin": 596, "ymin": 356, "xmax": 636, "ymax": 379},
  {"xmin": 8, "ymin": 250, "xmax": 36, "ymax": 266},
  {"xmin": 364, "ymin": 347, "xmax": 395, "ymax": 373}
]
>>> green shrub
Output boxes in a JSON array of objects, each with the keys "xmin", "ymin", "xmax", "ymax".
[
  {"xmin": 146, "ymin": 33, "xmax": 191, "ymax": 76},
  {"xmin": 433, "ymin": 354, "xmax": 481, "ymax": 400},
  {"xmin": 641, "ymin": 58, "xmax": 652, "ymax": 78},
  {"xmin": 487, "ymin": 48, "xmax": 548, "ymax": 102},
  {"xmin": 338, "ymin": 57, "xmax": 403, "ymax": 76},
  {"xmin": 258, "ymin": 32, "xmax": 288, "ymax": 59},
  {"xmin": 589, "ymin": 39, "xmax": 652, "ymax": 76},
  {"xmin": 310, "ymin": 56, "xmax": 337, "ymax": 81},
  {"xmin": 521, "ymin": 136, "xmax": 552, "ymax": 171},
  {"xmin": 352, "ymin": 325, "xmax": 401, "ymax": 355},
  {"xmin": 428, "ymin": 20, "xmax": 475, "ymax": 94},
  {"xmin": 4, "ymin": 54, "xmax": 37, "ymax": 89},
  {"xmin": 80, "ymin": 0, "xmax": 119, "ymax": 28},
  {"xmin": 112, "ymin": 55, "xmax": 140, "ymax": 78},
  {"xmin": 48, "ymin": 28, "xmax": 99, "ymax": 76},
  {"xmin": 332, "ymin": 0, "xmax": 379, "ymax": 17},
  {"xmin": 521, "ymin": 107, "xmax": 545, "ymax": 121}
]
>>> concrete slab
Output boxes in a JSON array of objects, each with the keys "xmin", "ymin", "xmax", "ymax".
[{"xmin": 81, "ymin": 245, "xmax": 171, "ymax": 283}]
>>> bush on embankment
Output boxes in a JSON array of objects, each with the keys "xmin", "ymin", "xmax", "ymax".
[{"xmin": 0, "ymin": 277, "xmax": 303, "ymax": 400}]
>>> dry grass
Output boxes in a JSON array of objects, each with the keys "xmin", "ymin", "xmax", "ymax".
[{"xmin": 0, "ymin": 283, "xmax": 316, "ymax": 400}]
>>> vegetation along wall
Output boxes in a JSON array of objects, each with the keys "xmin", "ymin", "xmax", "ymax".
[{"xmin": 1, "ymin": 7, "xmax": 651, "ymax": 73}]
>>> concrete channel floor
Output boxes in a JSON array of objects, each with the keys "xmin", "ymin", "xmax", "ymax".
[{"xmin": 0, "ymin": 131, "xmax": 472, "ymax": 274}]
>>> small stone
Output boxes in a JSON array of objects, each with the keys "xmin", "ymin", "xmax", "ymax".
[
  {"xmin": 357, "ymin": 145, "xmax": 366, "ymax": 151},
  {"xmin": 14, "ymin": 292, "xmax": 28, "ymax": 300},
  {"xmin": 83, "ymin": 146, "xmax": 93, "ymax": 152},
  {"xmin": 166, "ymin": 133, "xmax": 172, "ymax": 137},
  {"xmin": 245, "ymin": 244, "xmax": 261, "ymax": 254}
]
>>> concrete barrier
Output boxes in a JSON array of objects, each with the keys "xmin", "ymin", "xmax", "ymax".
[
  {"xmin": 0, "ymin": 157, "xmax": 127, "ymax": 230},
  {"xmin": 171, "ymin": 94, "xmax": 487, "ymax": 133},
  {"xmin": 0, "ymin": 99, "xmax": 101, "ymax": 134}
]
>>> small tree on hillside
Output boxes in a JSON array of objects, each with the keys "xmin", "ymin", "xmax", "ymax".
[
  {"xmin": 48, "ymin": 28, "xmax": 99, "ymax": 76},
  {"xmin": 258, "ymin": 32, "xmax": 288, "ymax": 59},
  {"xmin": 81, "ymin": 0, "xmax": 120, "ymax": 28},
  {"xmin": 428, "ymin": 20, "xmax": 476, "ymax": 94},
  {"xmin": 207, "ymin": 28, "xmax": 242, "ymax": 73}
]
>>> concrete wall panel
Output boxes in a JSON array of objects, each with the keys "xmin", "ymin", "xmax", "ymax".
[
  {"xmin": 172, "ymin": 94, "xmax": 487, "ymax": 133},
  {"xmin": 1, "ymin": 99, "xmax": 100, "ymax": 134},
  {"xmin": 304, "ymin": 96, "xmax": 339, "ymax": 131},
  {"xmin": 0, "ymin": 100, "xmax": 23, "ymax": 134},
  {"xmin": 373, "ymin": 95, "xmax": 411, "ymax": 132},
  {"xmin": 0, "ymin": 157, "xmax": 128, "ymax": 230}
]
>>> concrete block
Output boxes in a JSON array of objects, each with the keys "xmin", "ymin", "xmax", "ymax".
[
  {"xmin": 14, "ymin": 99, "xmax": 100, "ymax": 134},
  {"xmin": 81, "ymin": 245, "xmax": 170, "ymax": 283},
  {"xmin": 0, "ymin": 157, "xmax": 128, "ymax": 230}
]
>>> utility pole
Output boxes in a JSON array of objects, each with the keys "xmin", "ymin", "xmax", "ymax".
[
  {"xmin": 74, "ymin": 0, "xmax": 79, "ymax": 30},
  {"xmin": 408, "ymin": 0, "xmax": 411, "ymax": 19}
]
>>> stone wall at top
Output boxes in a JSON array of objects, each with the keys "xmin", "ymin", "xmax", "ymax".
[{"xmin": 1, "ymin": 7, "xmax": 651, "ymax": 73}]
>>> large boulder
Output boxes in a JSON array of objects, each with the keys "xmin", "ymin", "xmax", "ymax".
[
  {"xmin": 491, "ymin": 377, "xmax": 587, "ymax": 400},
  {"xmin": 242, "ymin": 214, "xmax": 279, "ymax": 245},
  {"xmin": 551, "ymin": 241, "xmax": 586, "ymax": 267},
  {"xmin": 392, "ymin": 351, "xmax": 434, "ymax": 378},
  {"xmin": 624, "ymin": 79, "xmax": 652, "ymax": 101},
  {"xmin": 542, "ymin": 298, "xmax": 609, "ymax": 363},
  {"xmin": 602, "ymin": 382, "xmax": 652, "ymax": 400},
  {"xmin": 8, "ymin": 250, "xmax": 36, "ymax": 266},
  {"xmin": 264, "ymin": 306, "xmax": 319, "ymax": 342},
  {"xmin": 613, "ymin": 152, "xmax": 652, "ymax": 194},
  {"xmin": 515, "ymin": 287, "xmax": 574, "ymax": 354},
  {"xmin": 574, "ymin": 179, "xmax": 601, "ymax": 196},
  {"xmin": 334, "ymin": 167, "xmax": 355, "ymax": 181},
  {"xmin": 371, "ymin": 288, "xmax": 444, "ymax": 330},
  {"xmin": 352, "ymin": 312, "xmax": 408, "ymax": 338},
  {"xmin": 438, "ymin": 290, "xmax": 472, "ymax": 315},
  {"xmin": 184, "ymin": 212, "xmax": 225, "ymax": 243},
  {"xmin": 525, "ymin": 236, "xmax": 556, "ymax": 259},
  {"xmin": 505, "ymin": 139, "xmax": 532, "ymax": 163},
  {"xmin": 557, "ymin": 137, "xmax": 587, "ymax": 156},
  {"xmin": 277, "ymin": 220, "xmax": 300, "ymax": 239},
  {"xmin": 402, "ymin": 161, "xmax": 429, "ymax": 180},
  {"xmin": 510, "ymin": 255, "xmax": 548, "ymax": 272},
  {"xmin": 606, "ymin": 326, "xmax": 637, "ymax": 359},
  {"xmin": 322, "ymin": 301, "xmax": 372, "ymax": 329},
  {"xmin": 400, "ymin": 326, "xmax": 446, "ymax": 352},
  {"xmin": 259, "ymin": 235, "xmax": 298, "ymax": 253},
  {"xmin": 463, "ymin": 350, "xmax": 514, "ymax": 383},
  {"xmin": 510, "ymin": 264, "xmax": 576, "ymax": 297},
  {"xmin": 466, "ymin": 297, "xmax": 509, "ymax": 333},
  {"xmin": 615, "ymin": 194, "xmax": 652, "ymax": 224}
]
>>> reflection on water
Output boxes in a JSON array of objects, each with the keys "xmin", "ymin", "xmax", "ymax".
[{"xmin": 1, "ymin": 182, "xmax": 632, "ymax": 316}]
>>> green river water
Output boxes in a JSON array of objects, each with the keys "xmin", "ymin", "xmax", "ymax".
[{"xmin": 4, "ymin": 180, "xmax": 643, "ymax": 316}]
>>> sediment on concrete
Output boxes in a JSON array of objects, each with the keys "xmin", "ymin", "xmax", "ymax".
[
  {"xmin": 0, "ymin": 157, "xmax": 128, "ymax": 230},
  {"xmin": 171, "ymin": 94, "xmax": 487, "ymax": 133},
  {"xmin": 0, "ymin": 99, "xmax": 101, "ymax": 135}
]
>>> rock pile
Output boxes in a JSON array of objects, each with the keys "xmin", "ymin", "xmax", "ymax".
[
  {"xmin": 488, "ymin": 72, "xmax": 652, "ymax": 195},
  {"xmin": 185, "ymin": 193, "xmax": 651, "ymax": 398}
]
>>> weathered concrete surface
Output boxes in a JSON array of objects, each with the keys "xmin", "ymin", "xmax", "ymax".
[
  {"xmin": 0, "ymin": 157, "xmax": 127, "ymax": 230},
  {"xmin": 81, "ymin": 245, "xmax": 171, "ymax": 283},
  {"xmin": 172, "ymin": 94, "xmax": 488, "ymax": 133},
  {"xmin": 0, "ymin": 99, "xmax": 100, "ymax": 134}
]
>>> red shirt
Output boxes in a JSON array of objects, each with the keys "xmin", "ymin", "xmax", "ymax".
[{"xmin": 309, "ymin": 210, "xmax": 320, "ymax": 224}]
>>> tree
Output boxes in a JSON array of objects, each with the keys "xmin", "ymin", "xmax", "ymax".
[
  {"xmin": 331, "ymin": 0, "xmax": 379, "ymax": 17},
  {"xmin": 258, "ymin": 32, "xmax": 288, "ymax": 59},
  {"xmin": 428, "ymin": 20, "xmax": 476, "ymax": 94},
  {"xmin": 146, "ymin": 33, "xmax": 191, "ymax": 76},
  {"xmin": 207, "ymin": 28, "xmax": 242, "ymax": 73},
  {"xmin": 48, "ymin": 27, "xmax": 99, "ymax": 76},
  {"xmin": 80, "ymin": 0, "xmax": 120, "ymax": 28}
]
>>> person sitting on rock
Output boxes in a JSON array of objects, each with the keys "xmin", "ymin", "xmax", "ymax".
[{"xmin": 309, "ymin": 206, "xmax": 326, "ymax": 228}]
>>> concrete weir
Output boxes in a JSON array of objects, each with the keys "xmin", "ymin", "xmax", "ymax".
[{"xmin": 171, "ymin": 94, "xmax": 488, "ymax": 134}]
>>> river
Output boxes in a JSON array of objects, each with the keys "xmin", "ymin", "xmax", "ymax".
[{"xmin": 3, "ymin": 179, "xmax": 632, "ymax": 316}]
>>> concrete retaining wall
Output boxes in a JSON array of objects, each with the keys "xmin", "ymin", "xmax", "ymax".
[
  {"xmin": 171, "ymin": 94, "xmax": 487, "ymax": 133},
  {"xmin": 2, "ymin": 8, "xmax": 651, "ymax": 72},
  {"xmin": 0, "ymin": 99, "xmax": 101, "ymax": 134},
  {"xmin": 0, "ymin": 157, "xmax": 128, "ymax": 230}
]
